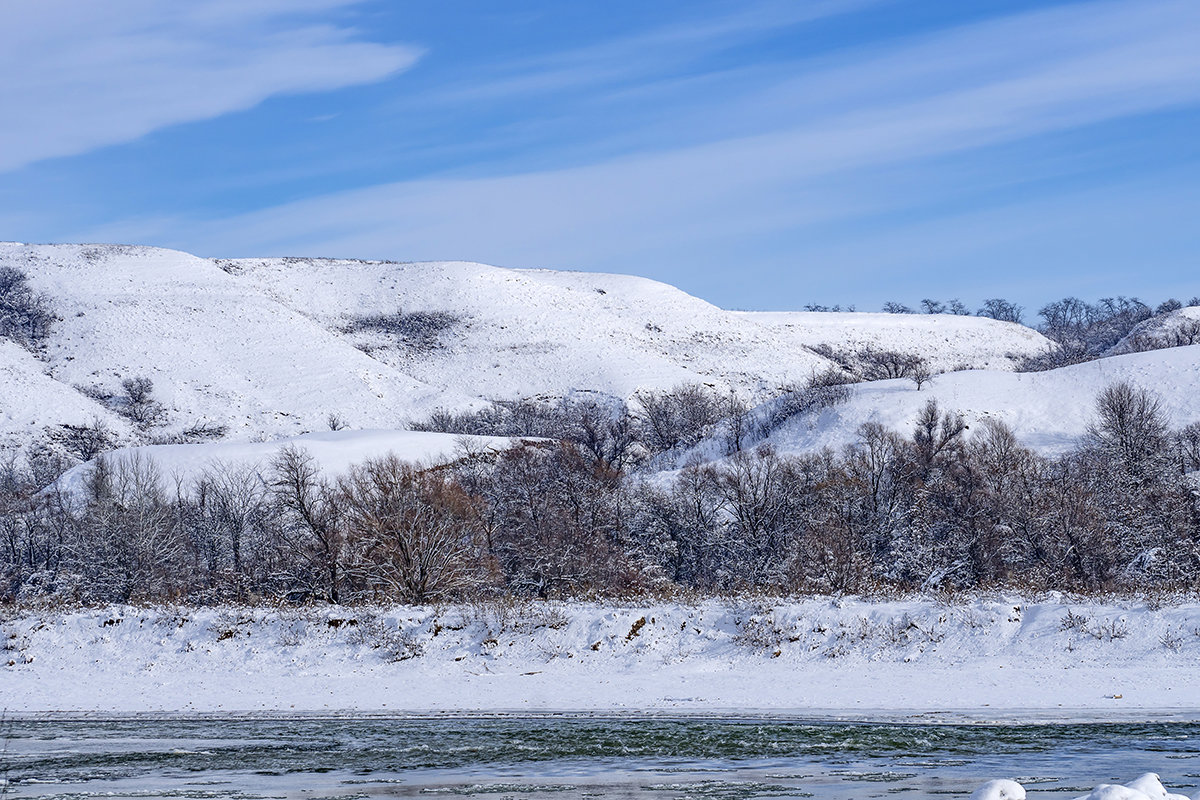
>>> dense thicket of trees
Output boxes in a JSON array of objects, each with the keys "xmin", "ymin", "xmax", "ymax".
[{"xmin": 4, "ymin": 381, "xmax": 1199, "ymax": 604}]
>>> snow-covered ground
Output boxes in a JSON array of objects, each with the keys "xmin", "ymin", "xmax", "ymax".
[
  {"xmin": 52, "ymin": 428, "xmax": 519, "ymax": 495},
  {"xmin": 739, "ymin": 310, "xmax": 1050, "ymax": 373},
  {"xmin": 6, "ymin": 597, "xmax": 1200, "ymax": 719}
]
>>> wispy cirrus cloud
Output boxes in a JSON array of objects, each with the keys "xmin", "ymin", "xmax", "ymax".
[
  {"xmin": 427, "ymin": 0, "xmax": 879, "ymax": 105},
  {"xmin": 0, "ymin": 0, "xmax": 419, "ymax": 173},
  {"xmin": 91, "ymin": 1, "xmax": 1200, "ymax": 277}
]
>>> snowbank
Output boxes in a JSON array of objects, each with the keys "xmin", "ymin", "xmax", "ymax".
[
  {"xmin": 6, "ymin": 597, "xmax": 1200, "ymax": 718},
  {"xmin": 53, "ymin": 428, "xmax": 518, "ymax": 494}
]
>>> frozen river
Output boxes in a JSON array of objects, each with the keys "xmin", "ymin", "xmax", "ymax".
[{"xmin": 4, "ymin": 716, "xmax": 1200, "ymax": 800}]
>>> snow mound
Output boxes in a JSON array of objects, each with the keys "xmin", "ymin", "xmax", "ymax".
[
  {"xmin": 984, "ymin": 775, "xmax": 1191, "ymax": 800},
  {"xmin": 971, "ymin": 780, "xmax": 1026, "ymax": 800},
  {"xmin": 54, "ymin": 428, "xmax": 517, "ymax": 495}
]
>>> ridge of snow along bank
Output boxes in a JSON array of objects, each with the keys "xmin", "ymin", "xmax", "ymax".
[{"xmin": 6, "ymin": 597, "xmax": 1200, "ymax": 717}]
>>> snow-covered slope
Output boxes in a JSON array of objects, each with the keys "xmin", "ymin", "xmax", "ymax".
[
  {"xmin": 227, "ymin": 256, "xmax": 840, "ymax": 401},
  {"xmin": 3, "ymin": 244, "xmax": 464, "ymax": 444},
  {"xmin": 0, "ymin": 339, "xmax": 135, "ymax": 452},
  {"xmin": 739, "ymin": 311, "xmax": 1051, "ymax": 372},
  {"xmin": 753, "ymin": 345, "xmax": 1200, "ymax": 457},
  {"xmin": 0, "ymin": 242, "xmax": 1121, "ymax": 466},
  {"xmin": 53, "ymin": 429, "xmax": 519, "ymax": 495}
]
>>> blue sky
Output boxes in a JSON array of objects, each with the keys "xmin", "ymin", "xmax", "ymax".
[{"xmin": 2, "ymin": 0, "xmax": 1199, "ymax": 311}]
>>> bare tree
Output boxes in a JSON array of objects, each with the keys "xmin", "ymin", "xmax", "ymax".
[
  {"xmin": 977, "ymin": 298, "xmax": 1024, "ymax": 324},
  {"xmin": 48, "ymin": 418, "xmax": 115, "ymax": 462},
  {"xmin": 119, "ymin": 376, "xmax": 167, "ymax": 428},
  {"xmin": 1085, "ymin": 382, "xmax": 1170, "ymax": 480},
  {"xmin": 0, "ymin": 266, "xmax": 54, "ymax": 349},
  {"xmin": 271, "ymin": 446, "xmax": 344, "ymax": 602},
  {"xmin": 909, "ymin": 361, "xmax": 933, "ymax": 391},
  {"xmin": 341, "ymin": 456, "xmax": 483, "ymax": 603}
]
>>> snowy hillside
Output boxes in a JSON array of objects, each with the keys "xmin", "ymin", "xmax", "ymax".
[
  {"xmin": 2, "ymin": 244, "xmax": 464, "ymax": 445},
  {"xmin": 0, "ymin": 242, "xmax": 1057, "ymax": 459},
  {"xmin": 746, "ymin": 345, "xmax": 1200, "ymax": 457},
  {"xmin": 0, "ymin": 339, "xmax": 136, "ymax": 452},
  {"xmin": 230, "ymin": 258, "xmax": 1053, "ymax": 401},
  {"xmin": 228, "ymin": 256, "xmax": 837, "ymax": 401},
  {"xmin": 739, "ymin": 310, "xmax": 1050, "ymax": 372}
]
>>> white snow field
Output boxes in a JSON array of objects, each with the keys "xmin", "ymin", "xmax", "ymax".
[
  {"xmin": 52, "ymin": 428, "xmax": 519, "ymax": 496},
  {"xmin": 0, "ymin": 243, "xmax": 1054, "ymax": 451},
  {"xmin": 739, "ymin": 310, "xmax": 1050, "ymax": 373},
  {"xmin": 0, "ymin": 339, "xmax": 137, "ymax": 453},
  {"xmin": 6, "ymin": 597, "xmax": 1200, "ymax": 718},
  {"xmin": 1, "ymin": 244, "xmax": 466, "ymax": 444},
  {"xmin": 748, "ymin": 344, "xmax": 1200, "ymax": 457}
]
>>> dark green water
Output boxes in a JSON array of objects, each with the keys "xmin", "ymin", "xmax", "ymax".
[{"xmin": 3, "ymin": 717, "xmax": 1199, "ymax": 800}]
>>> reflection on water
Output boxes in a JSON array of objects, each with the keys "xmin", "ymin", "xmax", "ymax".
[{"xmin": 2, "ymin": 717, "xmax": 1199, "ymax": 800}]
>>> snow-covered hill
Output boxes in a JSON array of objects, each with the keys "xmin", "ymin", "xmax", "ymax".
[
  {"xmin": 739, "ymin": 310, "xmax": 1049, "ymax": 373},
  {"xmin": 3, "ymin": 244, "xmax": 463, "ymax": 445},
  {"xmin": 745, "ymin": 345, "xmax": 1200, "ymax": 458},
  {"xmin": 0, "ymin": 242, "xmax": 1055, "ymax": 460},
  {"xmin": 0, "ymin": 339, "xmax": 137, "ymax": 453}
]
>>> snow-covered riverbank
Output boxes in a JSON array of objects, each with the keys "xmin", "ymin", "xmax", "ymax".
[{"xmin": 6, "ymin": 597, "xmax": 1200, "ymax": 718}]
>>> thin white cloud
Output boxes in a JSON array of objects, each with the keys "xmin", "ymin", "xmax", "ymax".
[
  {"xmin": 0, "ymin": 0, "xmax": 419, "ymax": 173},
  {"xmin": 74, "ymin": 0, "xmax": 1200, "ymax": 298},
  {"xmin": 431, "ymin": 0, "xmax": 878, "ymax": 104}
]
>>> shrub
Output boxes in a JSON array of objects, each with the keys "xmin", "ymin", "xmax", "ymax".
[
  {"xmin": 345, "ymin": 309, "xmax": 459, "ymax": 353},
  {"xmin": 118, "ymin": 376, "xmax": 167, "ymax": 428},
  {"xmin": 0, "ymin": 266, "xmax": 54, "ymax": 349},
  {"xmin": 47, "ymin": 419, "xmax": 116, "ymax": 462}
]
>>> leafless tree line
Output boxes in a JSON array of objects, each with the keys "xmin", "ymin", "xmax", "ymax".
[{"xmin": 4, "ymin": 381, "xmax": 1200, "ymax": 604}]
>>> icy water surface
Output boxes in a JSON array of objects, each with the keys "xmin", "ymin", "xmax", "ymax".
[{"xmin": 4, "ymin": 717, "xmax": 1200, "ymax": 800}]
